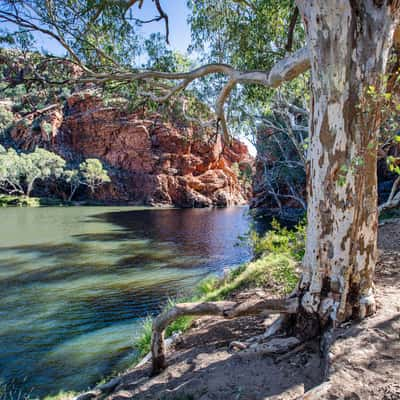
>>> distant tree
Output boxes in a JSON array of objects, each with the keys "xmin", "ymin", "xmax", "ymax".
[
  {"xmin": 78, "ymin": 159, "xmax": 110, "ymax": 194},
  {"xmin": 21, "ymin": 148, "xmax": 65, "ymax": 196},
  {"xmin": 63, "ymin": 169, "xmax": 81, "ymax": 201},
  {"xmin": 0, "ymin": 103, "xmax": 14, "ymax": 137},
  {"xmin": 0, "ymin": 147, "xmax": 25, "ymax": 195}
]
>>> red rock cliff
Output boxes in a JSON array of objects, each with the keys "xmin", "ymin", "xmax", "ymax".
[{"xmin": 11, "ymin": 93, "xmax": 253, "ymax": 207}]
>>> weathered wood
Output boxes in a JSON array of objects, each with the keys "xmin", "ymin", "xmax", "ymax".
[
  {"xmin": 296, "ymin": 381, "xmax": 331, "ymax": 400},
  {"xmin": 151, "ymin": 301, "xmax": 236, "ymax": 374},
  {"xmin": 239, "ymin": 337, "xmax": 301, "ymax": 356},
  {"xmin": 223, "ymin": 297, "xmax": 299, "ymax": 318},
  {"xmin": 150, "ymin": 298, "xmax": 298, "ymax": 374}
]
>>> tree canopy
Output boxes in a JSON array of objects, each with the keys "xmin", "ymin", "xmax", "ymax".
[{"xmin": 0, "ymin": 0, "xmax": 310, "ymax": 139}]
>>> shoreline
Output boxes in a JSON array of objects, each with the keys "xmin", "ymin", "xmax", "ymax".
[{"xmin": 0, "ymin": 194, "xmax": 250, "ymax": 210}]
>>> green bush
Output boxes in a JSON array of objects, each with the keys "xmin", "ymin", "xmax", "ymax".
[
  {"xmin": 205, "ymin": 253, "xmax": 298, "ymax": 300},
  {"xmin": 250, "ymin": 219, "xmax": 306, "ymax": 261},
  {"xmin": 0, "ymin": 104, "xmax": 14, "ymax": 137},
  {"xmin": 0, "ymin": 194, "xmax": 40, "ymax": 207}
]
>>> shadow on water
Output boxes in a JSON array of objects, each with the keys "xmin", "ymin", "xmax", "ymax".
[{"xmin": 0, "ymin": 206, "xmax": 252, "ymax": 397}]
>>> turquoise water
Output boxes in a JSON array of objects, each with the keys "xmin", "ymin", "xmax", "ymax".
[{"xmin": 0, "ymin": 206, "xmax": 252, "ymax": 397}]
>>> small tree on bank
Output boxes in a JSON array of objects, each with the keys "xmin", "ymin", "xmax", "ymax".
[
  {"xmin": 0, "ymin": 146, "xmax": 25, "ymax": 195},
  {"xmin": 63, "ymin": 159, "xmax": 111, "ymax": 200},
  {"xmin": 21, "ymin": 148, "xmax": 65, "ymax": 197},
  {"xmin": 79, "ymin": 159, "xmax": 111, "ymax": 194},
  {"xmin": 63, "ymin": 169, "xmax": 80, "ymax": 201}
]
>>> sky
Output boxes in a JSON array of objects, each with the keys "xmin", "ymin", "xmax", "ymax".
[
  {"xmin": 133, "ymin": 1, "xmax": 192, "ymax": 53},
  {"xmin": 20, "ymin": 1, "xmax": 192, "ymax": 57}
]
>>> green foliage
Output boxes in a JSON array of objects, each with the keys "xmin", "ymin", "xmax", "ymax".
[
  {"xmin": 205, "ymin": 254, "xmax": 298, "ymax": 300},
  {"xmin": 0, "ymin": 103, "xmax": 13, "ymax": 137},
  {"xmin": 249, "ymin": 219, "xmax": 306, "ymax": 261},
  {"xmin": 387, "ymin": 155, "xmax": 400, "ymax": 175},
  {"xmin": 144, "ymin": 33, "xmax": 192, "ymax": 72},
  {"xmin": 79, "ymin": 158, "xmax": 111, "ymax": 193},
  {"xmin": 188, "ymin": 0, "xmax": 308, "ymax": 138},
  {"xmin": 21, "ymin": 148, "xmax": 66, "ymax": 196},
  {"xmin": 134, "ymin": 316, "xmax": 154, "ymax": 359},
  {"xmin": 0, "ymin": 146, "xmax": 110, "ymax": 201},
  {"xmin": 0, "ymin": 147, "xmax": 26, "ymax": 195},
  {"xmin": 195, "ymin": 275, "xmax": 220, "ymax": 297},
  {"xmin": 42, "ymin": 392, "xmax": 77, "ymax": 400},
  {"xmin": 0, "ymin": 194, "xmax": 40, "ymax": 207}
]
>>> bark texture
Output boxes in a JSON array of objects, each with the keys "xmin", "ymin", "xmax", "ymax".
[
  {"xmin": 150, "ymin": 298, "xmax": 298, "ymax": 374},
  {"xmin": 296, "ymin": 0, "xmax": 400, "ymax": 324}
]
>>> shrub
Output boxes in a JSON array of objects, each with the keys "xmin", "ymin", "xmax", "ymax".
[
  {"xmin": 0, "ymin": 104, "xmax": 14, "ymax": 137},
  {"xmin": 250, "ymin": 219, "xmax": 306, "ymax": 261},
  {"xmin": 79, "ymin": 159, "xmax": 111, "ymax": 193}
]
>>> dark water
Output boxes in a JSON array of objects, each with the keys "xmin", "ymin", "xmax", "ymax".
[{"xmin": 0, "ymin": 206, "xmax": 252, "ymax": 397}]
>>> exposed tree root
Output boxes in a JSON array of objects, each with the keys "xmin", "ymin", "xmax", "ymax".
[
  {"xmin": 149, "ymin": 293, "xmax": 338, "ymax": 400},
  {"xmin": 295, "ymin": 381, "xmax": 332, "ymax": 400},
  {"xmin": 223, "ymin": 297, "xmax": 298, "ymax": 318},
  {"xmin": 237, "ymin": 336, "xmax": 301, "ymax": 356},
  {"xmin": 320, "ymin": 326, "xmax": 334, "ymax": 380},
  {"xmin": 150, "ymin": 298, "xmax": 299, "ymax": 374},
  {"xmin": 229, "ymin": 314, "xmax": 289, "ymax": 351}
]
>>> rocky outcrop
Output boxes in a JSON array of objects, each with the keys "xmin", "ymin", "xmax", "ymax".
[{"xmin": 10, "ymin": 93, "xmax": 253, "ymax": 207}]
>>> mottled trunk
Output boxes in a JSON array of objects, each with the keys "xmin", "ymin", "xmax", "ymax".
[{"xmin": 296, "ymin": 1, "xmax": 399, "ymax": 325}]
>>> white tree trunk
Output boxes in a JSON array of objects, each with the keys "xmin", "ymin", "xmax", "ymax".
[{"xmin": 296, "ymin": 0, "xmax": 399, "ymax": 324}]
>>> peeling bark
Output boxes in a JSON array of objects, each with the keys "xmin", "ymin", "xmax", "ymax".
[{"xmin": 295, "ymin": 0, "xmax": 400, "ymax": 324}]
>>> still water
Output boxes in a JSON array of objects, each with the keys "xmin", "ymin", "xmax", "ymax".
[{"xmin": 0, "ymin": 206, "xmax": 252, "ymax": 397}]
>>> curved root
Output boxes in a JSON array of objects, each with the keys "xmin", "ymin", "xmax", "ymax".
[{"xmin": 150, "ymin": 297, "xmax": 299, "ymax": 375}]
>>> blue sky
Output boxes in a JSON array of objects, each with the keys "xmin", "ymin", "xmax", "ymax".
[
  {"xmin": 17, "ymin": 1, "xmax": 192, "ymax": 56},
  {"xmin": 134, "ymin": 1, "xmax": 191, "ymax": 53}
]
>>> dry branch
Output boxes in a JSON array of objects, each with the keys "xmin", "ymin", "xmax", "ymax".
[
  {"xmin": 378, "ymin": 176, "xmax": 400, "ymax": 214},
  {"xmin": 150, "ymin": 298, "xmax": 299, "ymax": 374}
]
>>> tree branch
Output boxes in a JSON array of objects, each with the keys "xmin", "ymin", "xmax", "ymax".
[
  {"xmin": 150, "ymin": 297, "xmax": 299, "ymax": 374},
  {"xmin": 285, "ymin": 7, "xmax": 299, "ymax": 52}
]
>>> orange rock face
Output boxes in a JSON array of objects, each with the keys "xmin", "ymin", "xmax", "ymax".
[{"xmin": 11, "ymin": 93, "xmax": 253, "ymax": 207}]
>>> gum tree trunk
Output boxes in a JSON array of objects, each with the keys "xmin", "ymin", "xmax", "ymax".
[{"xmin": 296, "ymin": 1, "xmax": 399, "ymax": 325}]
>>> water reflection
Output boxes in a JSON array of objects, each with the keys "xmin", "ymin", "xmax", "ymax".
[{"xmin": 0, "ymin": 206, "xmax": 252, "ymax": 397}]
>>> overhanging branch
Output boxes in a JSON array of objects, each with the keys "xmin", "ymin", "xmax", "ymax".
[{"xmin": 77, "ymin": 47, "xmax": 310, "ymax": 138}]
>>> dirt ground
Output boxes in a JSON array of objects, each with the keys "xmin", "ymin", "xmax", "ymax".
[{"xmin": 105, "ymin": 219, "xmax": 400, "ymax": 400}]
